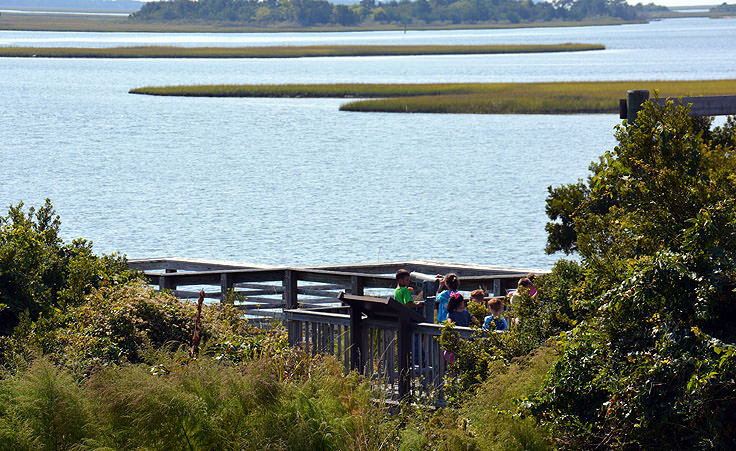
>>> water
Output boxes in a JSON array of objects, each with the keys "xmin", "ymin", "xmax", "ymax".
[{"xmin": 1, "ymin": 17, "xmax": 735, "ymax": 269}]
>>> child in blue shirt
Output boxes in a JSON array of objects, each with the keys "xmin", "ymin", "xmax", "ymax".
[
  {"xmin": 435, "ymin": 273, "xmax": 459, "ymax": 323},
  {"xmin": 483, "ymin": 298, "xmax": 508, "ymax": 331}
]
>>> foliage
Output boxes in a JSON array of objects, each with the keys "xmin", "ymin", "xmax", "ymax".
[
  {"xmin": 532, "ymin": 101, "xmax": 736, "ymax": 448},
  {"xmin": 439, "ymin": 259, "xmax": 583, "ymax": 402},
  {"xmin": 131, "ymin": 0, "xmax": 643, "ymax": 27},
  {"xmin": 396, "ymin": 345, "xmax": 558, "ymax": 451},
  {"xmin": 6, "ymin": 279, "xmax": 286, "ymax": 376},
  {"xmin": 710, "ymin": 2, "xmax": 736, "ymax": 13},
  {"xmin": 462, "ymin": 345, "xmax": 558, "ymax": 451},
  {"xmin": 0, "ymin": 199, "xmax": 135, "ymax": 336}
]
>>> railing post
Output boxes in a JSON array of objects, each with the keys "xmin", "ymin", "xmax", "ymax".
[
  {"xmin": 421, "ymin": 280, "xmax": 436, "ymax": 322},
  {"xmin": 627, "ymin": 89, "xmax": 650, "ymax": 125},
  {"xmin": 220, "ymin": 273, "xmax": 233, "ymax": 304},
  {"xmin": 349, "ymin": 304, "xmax": 363, "ymax": 372},
  {"xmin": 284, "ymin": 270, "xmax": 300, "ymax": 345},
  {"xmin": 283, "ymin": 270, "xmax": 298, "ymax": 309},
  {"xmin": 350, "ymin": 275, "xmax": 364, "ymax": 296},
  {"xmin": 493, "ymin": 278, "xmax": 502, "ymax": 297},
  {"xmin": 397, "ymin": 317, "xmax": 411, "ymax": 399},
  {"xmin": 158, "ymin": 274, "xmax": 175, "ymax": 292}
]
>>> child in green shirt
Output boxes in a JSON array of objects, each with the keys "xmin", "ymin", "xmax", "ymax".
[{"xmin": 394, "ymin": 269, "xmax": 423, "ymax": 308}]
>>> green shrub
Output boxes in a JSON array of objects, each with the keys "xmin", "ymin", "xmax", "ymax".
[
  {"xmin": 51, "ymin": 279, "xmax": 196, "ymax": 374},
  {"xmin": 532, "ymin": 102, "xmax": 736, "ymax": 448},
  {"xmin": 0, "ymin": 199, "xmax": 135, "ymax": 336},
  {"xmin": 36, "ymin": 279, "xmax": 287, "ymax": 375},
  {"xmin": 439, "ymin": 260, "xmax": 582, "ymax": 402}
]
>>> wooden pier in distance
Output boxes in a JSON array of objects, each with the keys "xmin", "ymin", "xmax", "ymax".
[{"xmin": 128, "ymin": 258, "xmax": 545, "ymax": 403}]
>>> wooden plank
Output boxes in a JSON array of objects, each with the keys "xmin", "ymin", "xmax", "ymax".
[
  {"xmin": 296, "ymin": 269, "xmax": 396, "ymax": 289},
  {"xmin": 172, "ymin": 290, "xmax": 220, "ymax": 299},
  {"xmin": 284, "ymin": 310, "xmax": 351, "ymax": 326},
  {"xmin": 387, "ymin": 330, "xmax": 395, "ymax": 386},
  {"xmin": 343, "ymin": 325, "xmax": 350, "ymax": 373},
  {"xmin": 657, "ymin": 95, "xmax": 736, "ymax": 117},
  {"xmin": 128, "ymin": 257, "xmax": 277, "ymax": 272},
  {"xmin": 149, "ymin": 268, "xmax": 285, "ymax": 287}
]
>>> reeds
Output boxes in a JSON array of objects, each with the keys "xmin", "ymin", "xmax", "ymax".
[
  {"xmin": 130, "ymin": 80, "xmax": 736, "ymax": 114},
  {"xmin": 0, "ymin": 43, "xmax": 604, "ymax": 58}
]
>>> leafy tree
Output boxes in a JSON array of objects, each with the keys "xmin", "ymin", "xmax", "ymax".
[
  {"xmin": 0, "ymin": 200, "xmax": 135, "ymax": 336},
  {"xmin": 532, "ymin": 100, "xmax": 736, "ymax": 448}
]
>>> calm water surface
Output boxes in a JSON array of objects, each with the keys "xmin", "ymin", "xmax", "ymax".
[{"xmin": 1, "ymin": 18, "xmax": 735, "ymax": 268}]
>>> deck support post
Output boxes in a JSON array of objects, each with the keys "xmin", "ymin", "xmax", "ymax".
[
  {"xmin": 350, "ymin": 275, "xmax": 364, "ymax": 296},
  {"xmin": 627, "ymin": 89, "xmax": 650, "ymax": 125},
  {"xmin": 220, "ymin": 273, "xmax": 233, "ymax": 303},
  {"xmin": 159, "ymin": 274, "xmax": 175, "ymax": 292},
  {"xmin": 284, "ymin": 270, "xmax": 300, "ymax": 345},
  {"xmin": 493, "ymin": 278, "xmax": 502, "ymax": 297},
  {"xmin": 397, "ymin": 316, "xmax": 411, "ymax": 399},
  {"xmin": 349, "ymin": 304, "xmax": 363, "ymax": 372},
  {"xmin": 421, "ymin": 280, "xmax": 437, "ymax": 322}
]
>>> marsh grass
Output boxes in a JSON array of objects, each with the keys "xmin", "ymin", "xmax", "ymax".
[
  {"xmin": 0, "ymin": 43, "xmax": 604, "ymax": 58},
  {"xmin": 130, "ymin": 80, "xmax": 736, "ymax": 114}
]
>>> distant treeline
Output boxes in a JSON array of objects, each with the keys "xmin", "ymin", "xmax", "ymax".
[
  {"xmin": 711, "ymin": 2, "xmax": 736, "ymax": 13},
  {"xmin": 131, "ymin": 0, "xmax": 662, "ymax": 27}
]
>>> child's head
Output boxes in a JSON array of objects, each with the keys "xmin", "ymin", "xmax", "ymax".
[
  {"xmin": 443, "ymin": 273, "xmax": 460, "ymax": 291},
  {"xmin": 396, "ymin": 269, "xmax": 411, "ymax": 287},
  {"xmin": 469, "ymin": 289, "xmax": 485, "ymax": 303},
  {"xmin": 518, "ymin": 277, "xmax": 537, "ymax": 296},
  {"xmin": 447, "ymin": 292, "xmax": 465, "ymax": 313},
  {"xmin": 487, "ymin": 298, "xmax": 504, "ymax": 315},
  {"xmin": 518, "ymin": 277, "xmax": 533, "ymax": 289}
]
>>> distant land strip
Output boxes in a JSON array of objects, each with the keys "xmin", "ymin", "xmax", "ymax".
[
  {"xmin": 0, "ymin": 43, "xmax": 604, "ymax": 58},
  {"xmin": 129, "ymin": 80, "xmax": 736, "ymax": 114}
]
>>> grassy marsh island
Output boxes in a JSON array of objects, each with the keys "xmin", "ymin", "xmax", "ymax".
[
  {"xmin": 129, "ymin": 79, "xmax": 736, "ymax": 114},
  {"xmin": 0, "ymin": 43, "xmax": 604, "ymax": 59}
]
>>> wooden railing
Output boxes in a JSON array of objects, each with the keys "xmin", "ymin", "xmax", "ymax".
[
  {"xmin": 127, "ymin": 258, "xmax": 538, "ymax": 403},
  {"xmin": 284, "ymin": 308, "xmax": 474, "ymax": 403},
  {"xmin": 127, "ymin": 257, "xmax": 538, "ymax": 317}
]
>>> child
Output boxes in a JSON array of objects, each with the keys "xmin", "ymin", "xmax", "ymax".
[
  {"xmin": 483, "ymin": 298, "xmax": 508, "ymax": 331},
  {"xmin": 394, "ymin": 269, "xmax": 423, "ymax": 308},
  {"xmin": 507, "ymin": 277, "xmax": 537, "ymax": 300},
  {"xmin": 447, "ymin": 292, "xmax": 473, "ymax": 327},
  {"xmin": 435, "ymin": 273, "xmax": 460, "ymax": 323},
  {"xmin": 469, "ymin": 289, "xmax": 486, "ymax": 306}
]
